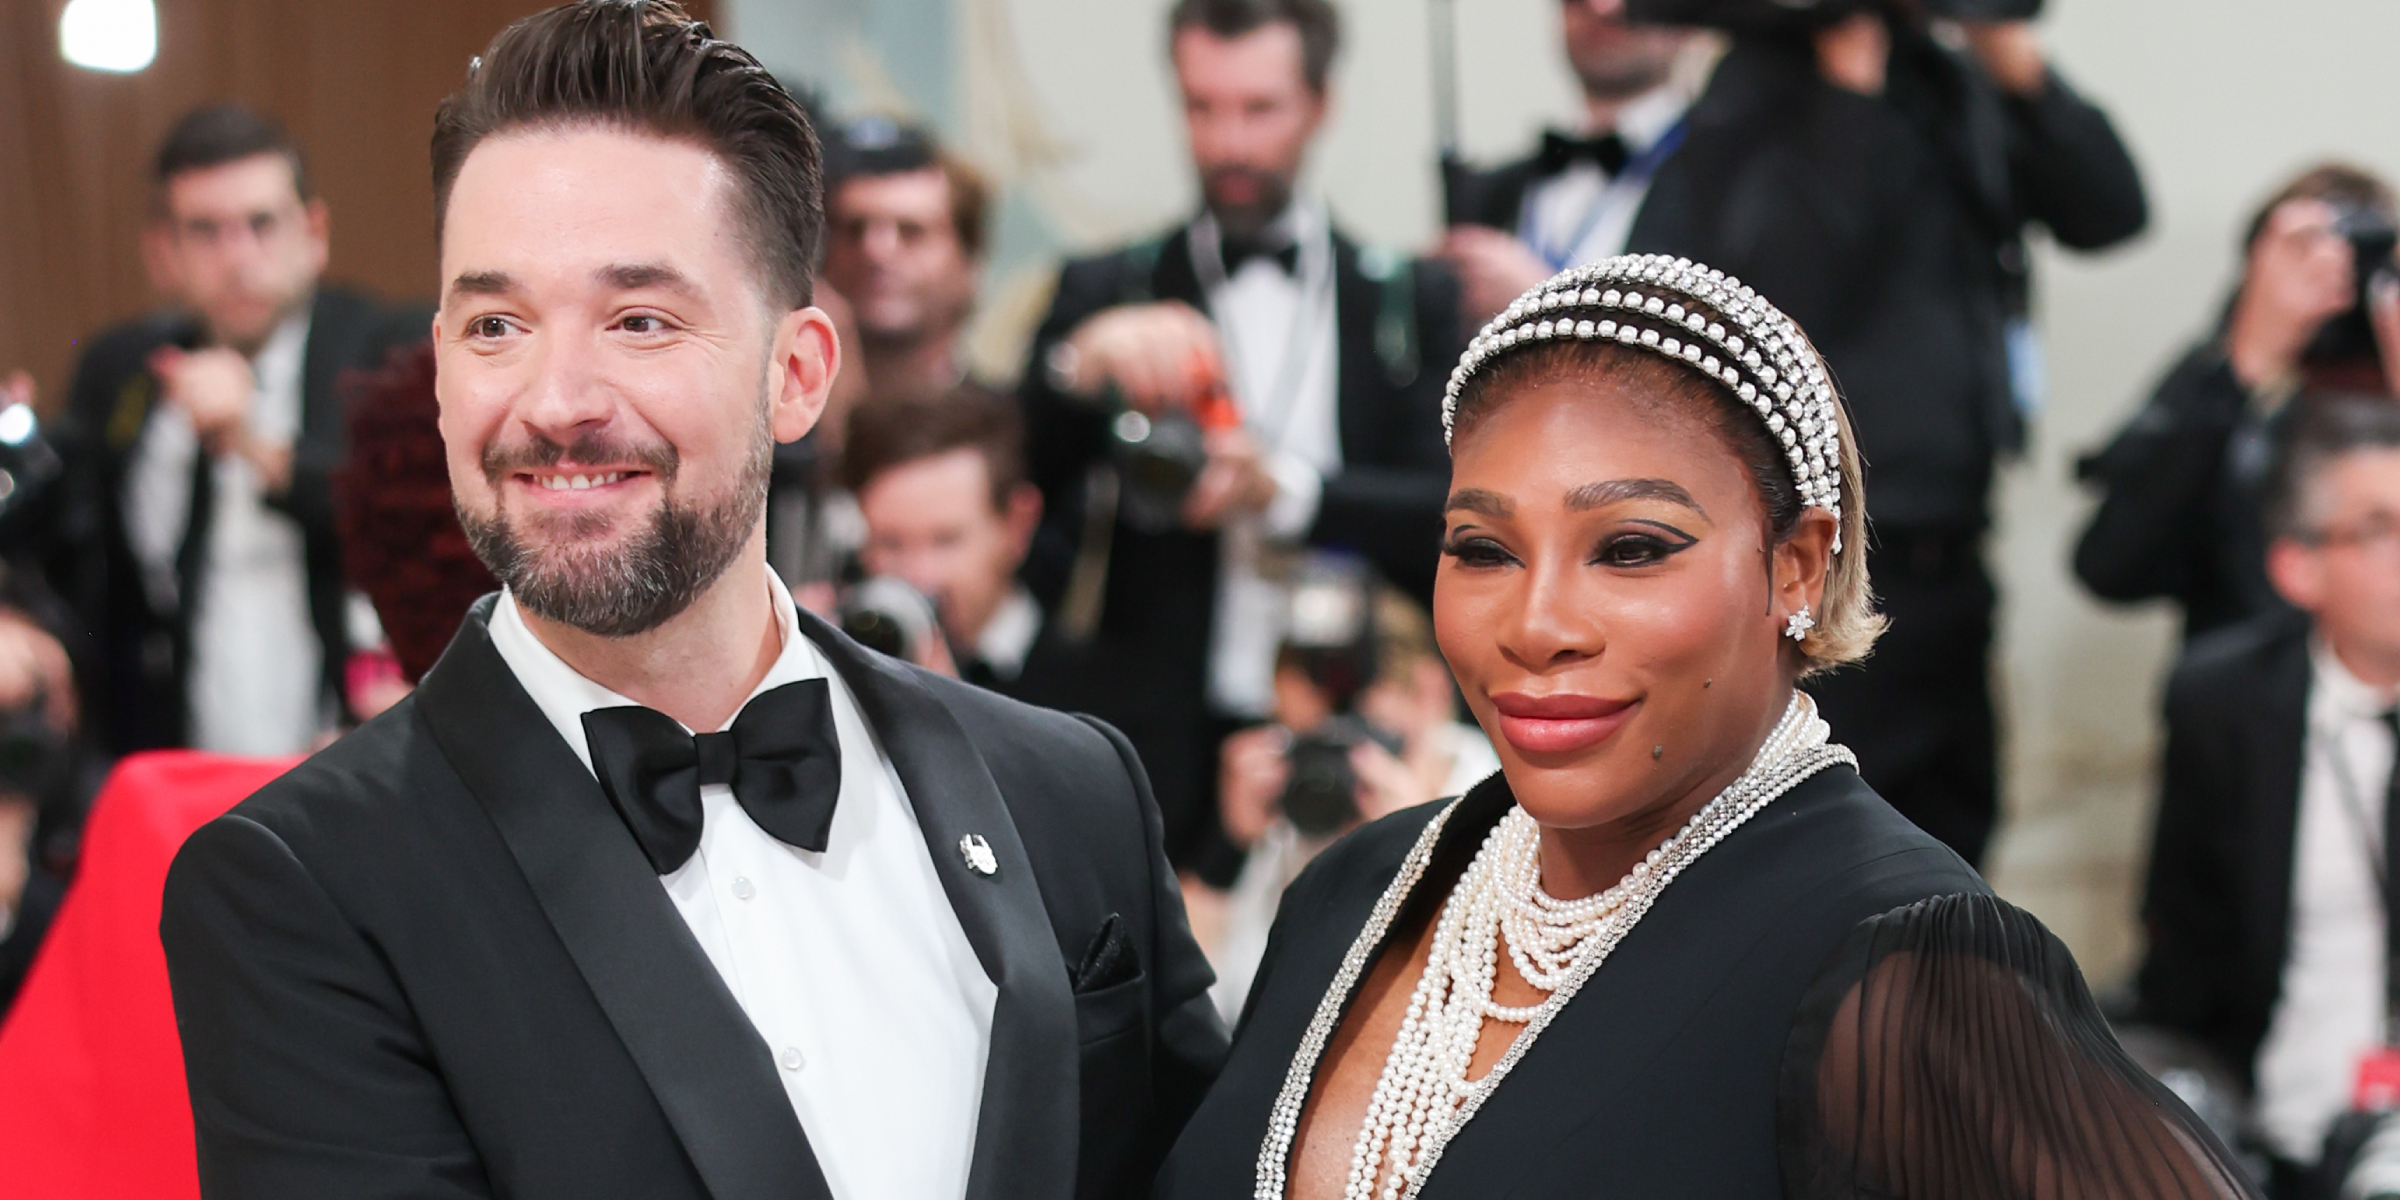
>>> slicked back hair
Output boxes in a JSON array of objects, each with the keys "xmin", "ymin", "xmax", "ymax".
[
  {"xmin": 1167, "ymin": 0, "xmax": 1341, "ymax": 94},
  {"xmin": 153, "ymin": 104, "xmax": 311, "ymax": 214},
  {"xmin": 431, "ymin": 0, "xmax": 823, "ymax": 309}
]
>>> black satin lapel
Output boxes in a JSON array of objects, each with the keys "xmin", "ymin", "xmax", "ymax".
[
  {"xmin": 796, "ymin": 609, "xmax": 1079, "ymax": 1200},
  {"xmin": 414, "ymin": 600, "xmax": 833, "ymax": 1200}
]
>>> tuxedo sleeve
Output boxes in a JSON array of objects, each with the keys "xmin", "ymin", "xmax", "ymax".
[
  {"xmin": 1076, "ymin": 715, "xmax": 1228, "ymax": 1158},
  {"xmin": 161, "ymin": 812, "xmax": 494, "ymax": 1200}
]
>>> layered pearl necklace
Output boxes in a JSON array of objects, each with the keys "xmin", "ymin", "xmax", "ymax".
[{"xmin": 1254, "ymin": 692, "xmax": 1855, "ymax": 1200}]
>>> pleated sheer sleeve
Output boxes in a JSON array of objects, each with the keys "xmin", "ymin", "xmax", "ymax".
[{"xmin": 1778, "ymin": 892, "xmax": 2260, "ymax": 1200}]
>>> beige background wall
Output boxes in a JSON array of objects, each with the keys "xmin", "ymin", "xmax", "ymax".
[{"xmin": 731, "ymin": 0, "xmax": 2400, "ymax": 986}]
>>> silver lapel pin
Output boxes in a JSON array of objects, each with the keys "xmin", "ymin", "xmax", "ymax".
[{"xmin": 958, "ymin": 834, "xmax": 998, "ymax": 877}]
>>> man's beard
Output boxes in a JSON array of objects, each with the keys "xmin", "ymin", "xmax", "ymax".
[
  {"xmin": 1201, "ymin": 164, "xmax": 1296, "ymax": 242},
  {"xmin": 457, "ymin": 401, "xmax": 773, "ymax": 639},
  {"xmin": 1573, "ymin": 41, "xmax": 1679, "ymax": 102}
]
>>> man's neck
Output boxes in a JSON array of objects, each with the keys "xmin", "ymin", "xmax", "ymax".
[
  {"xmin": 2326, "ymin": 630, "xmax": 2400, "ymax": 695},
  {"xmin": 1582, "ymin": 92, "xmax": 1634, "ymax": 135},
  {"xmin": 212, "ymin": 290, "xmax": 314, "ymax": 360},
  {"xmin": 519, "ymin": 547, "xmax": 784, "ymax": 733},
  {"xmin": 860, "ymin": 328, "xmax": 965, "ymax": 401}
]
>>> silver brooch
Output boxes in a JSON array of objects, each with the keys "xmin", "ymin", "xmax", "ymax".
[{"xmin": 958, "ymin": 834, "xmax": 998, "ymax": 877}]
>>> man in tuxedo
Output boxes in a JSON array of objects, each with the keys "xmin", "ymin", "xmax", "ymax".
[
  {"xmin": 1019, "ymin": 0, "xmax": 1462, "ymax": 874},
  {"xmin": 1464, "ymin": 3, "xmax": 2145, "ymax": 865},
  {"xmin": 44, "ymin": 105, "xmax": 427, "ymax": 757},
  {"xmin": 2137, "ymin": 394, "xmax": 2400, "ymax": 1191},
  {"xmin": 160, "ymin": 6, "xmax": 1225, "ymax": 1200}
]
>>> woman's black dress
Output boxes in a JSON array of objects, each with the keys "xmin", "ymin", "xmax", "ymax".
[{"xmin": 1156, "ymin": 766, "xmax": 2255, "ymax": 1199}]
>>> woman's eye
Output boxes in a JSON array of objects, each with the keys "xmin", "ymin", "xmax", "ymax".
[
  {"xmin": 1443, "ymin": 535, "xmax": 1515, "ymax": 568},
  {"xmin": 1594, "ymin": 534, "xmax": 1682, "ymax": 568}
]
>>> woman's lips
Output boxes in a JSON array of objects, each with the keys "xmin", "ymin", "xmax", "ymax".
[{"xmin": 1488, "ymin": 692, "xmax": 1638, "ymax": 756}]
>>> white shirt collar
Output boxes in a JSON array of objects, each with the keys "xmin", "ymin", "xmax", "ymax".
[
  {"xmin": 1608, "ymin": 84, "xmax": 1692, "ymax": 155},
  {"xmin": 2310, "ymin": 634, "xmax": 2400, "ymax": 725},
  {"xmin": 487, "ymin": 569, "xmax": 825, "ymax": 774},
  {"xmin": 971, "ymin": 587, "xmax": 1042, "ymax": 681}
]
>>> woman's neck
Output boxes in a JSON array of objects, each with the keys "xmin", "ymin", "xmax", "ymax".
[{"xmin": 1531, "ymin": 687, "xmax": 1792, "ymax": 900}]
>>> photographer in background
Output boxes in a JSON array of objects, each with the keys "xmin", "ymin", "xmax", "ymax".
[
  {"xmin": 1533, "ymin": 0, "xmax": 2148, "ymax": 867},
  {"xmin": 1201, "ymin": 561, "xmax": 1496, "ymax": 1022},
  {"xmin": 2135, "ymin": 395, "xmax": 2400, "ymax": 1199},
  {"xmin": 1020, "ymin": 0, "xmax": 1461, "ymax": 875},
  {"xmin": 820, "ymin": 118, "xmax": 992, "ymax": 405},
  {"xmin": 2079, "ymin": 165, "xmax": 2400, "ymax": 644},
  {"xmin": 41, "ymin": 105, "xmax": 427, "ymax": 759}
]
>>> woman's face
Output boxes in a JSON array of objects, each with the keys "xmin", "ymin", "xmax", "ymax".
[{"xmin": 1435, "ymin": 374, "xmax": 1828, "ymax": 847}]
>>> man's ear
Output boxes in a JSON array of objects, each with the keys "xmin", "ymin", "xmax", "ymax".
[
  {"xmin": 770, "ymin": 305, "xmax": 841, "ymax": 445},
  {"xmin": 1003, "ymin": 481, "xmax": 1043, "ymax": 558},
  {"xmin": 2267, "ymin": 537, "xmax": 2325, "ymax": 613},
  {"xmin": 141, "ymin": 222, "xmax": 181, "ymax": 298},
  {"xmin": 303, "ymin": 198, "xmax": 332, "ymax": 274}
]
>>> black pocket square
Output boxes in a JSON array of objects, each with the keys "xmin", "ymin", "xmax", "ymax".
[{"xmin": 1071, "ymin": 912, "xmax": 1139, "ymax": 993}]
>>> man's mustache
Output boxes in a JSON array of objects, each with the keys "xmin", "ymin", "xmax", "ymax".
[{"xmin": 482, "ymin": 431, "xmax": 678, "ymax": 483}]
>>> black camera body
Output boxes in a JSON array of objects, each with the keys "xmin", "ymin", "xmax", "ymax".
[
  {"xmin": 2304, "ymin": 202, "xmax": 2400, "ymax": 369},
  {"xmin": 1109, "ymin": 408, "xmax": 1210, "ymax": 533},
  {"xmin": 837, "ymin": 576, "xmax": 942, "ymax": 664},
  {"xmin": 1624, "ymin": 0, "xmax": 2039, "ymax": 33},
  {"xmin": 1280, "ymin": 716, "xmax": 1407, "ymax": 839}
]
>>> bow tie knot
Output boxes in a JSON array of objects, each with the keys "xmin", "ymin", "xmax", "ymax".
[
  {"xmin": 582, "ymin": 679, "xmax": 844, "ymax": 875},
  {"xmin": 1537, "ymin": 129, "xmax": 1631, "ymax": 178},
  {"xmin": 1219, "ymin": 235, "xmax": 1300, "ymax": 276}
]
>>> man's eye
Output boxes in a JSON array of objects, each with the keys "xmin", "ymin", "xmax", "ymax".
[
  {"xmin": 469, "ymin": 317, "xmax": 511, "ymax": 339},
  {"xmin": 620, "ymin": 315, "xmax": 666, "ymax": 334}
]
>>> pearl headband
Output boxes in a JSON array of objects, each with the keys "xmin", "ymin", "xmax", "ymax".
[{"xmin": 1442, "ymin": 254, "xmax": 1845, "ymax": 553}]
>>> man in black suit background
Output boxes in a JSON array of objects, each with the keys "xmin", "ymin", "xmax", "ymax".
[
  {"xmin": 1459, "ymin": 1, "xmax": 2147, "ymax": 865},
  {"xmin": 45, "ymin": 106, "xmax": 426, "ymax": 758},
  {"xmin": 1020, "ymin": 0, "xmax": 1462, "ymax": 875},
  {"xmin": 160, "ymin": 5, "xmax": 1223, "ymax": 1200},
  {"xmin": 2137, "ymin": 394, "xmax": 2400, "ymax": 1191}
]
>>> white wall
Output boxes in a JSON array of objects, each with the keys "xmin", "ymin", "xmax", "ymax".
[{"xmin": 726, "ymin": 0, "xmax": 2400, "ymax": 983}]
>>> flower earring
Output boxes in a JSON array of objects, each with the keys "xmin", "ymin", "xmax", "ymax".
[{"xmin": 1785, "ymin": 606, "xmax": 1816, "ymax": 642}]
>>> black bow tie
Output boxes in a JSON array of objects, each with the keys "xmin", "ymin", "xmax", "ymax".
[
  {"xmin": 1219, "ymin": 234, "xmax": 1300, "ymax": 276},
  {"xmin": 582, "ymin": 679, "xmax": 844, "ymax": 875},
  {"xmin": 1537, "ymin": 129, "xmax": 1630, "ymax": 178}
]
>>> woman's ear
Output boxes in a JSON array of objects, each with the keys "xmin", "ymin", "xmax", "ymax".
[{"xmin": 1773, "ymin": 508, "xmax": 1839, "ymax": 625}]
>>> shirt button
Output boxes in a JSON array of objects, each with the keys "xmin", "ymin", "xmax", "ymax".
[
  {"xmin": 780, "ymin": 1046, "xmax": 805, "ymax": 1072},
  {"xmin": 731, "ymin": 876, "xmax": 756, "ymax": 901}
]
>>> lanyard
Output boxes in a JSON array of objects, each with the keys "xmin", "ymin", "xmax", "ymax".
[
  {"xmin": 1188, "ymin": 213, "xmax": 1335, "ymax": 456},
  {"xmin": 1519, "ymin": 118, "xmax": 1688, "ymax": 273},
  {"xmin": 2316, "ymin": 716, "xmax": 2400, "ymax": 1037}
]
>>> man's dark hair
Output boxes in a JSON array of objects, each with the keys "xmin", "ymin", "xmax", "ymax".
[
  {"xmin": 840, "ymin": 387, "xmax": 1026, "ymax": 511},
  {"xmin": 1167, "ymin": 0, "xmax": 1341, "ymax": 93},
  {"xmin": 2242, "ymin": 162, "xmax": 2397, "ymax": 251},
  {"xmin": 827, "ymin": 118, "xmax": 993, "ymax": 260},
  {"xmin": 153, "ymin": 104, "xmax": 311, "ymax": 210},
  {"xmin": 431, "ymin": 0, "xmax": 823, "ymax": 308},
  {"xmin": 2262, "ymin": 392, "xmax": 2400, "ymax": 540}
]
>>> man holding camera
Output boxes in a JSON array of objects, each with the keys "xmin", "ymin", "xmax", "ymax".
[
  {"xmin": 1019, "ymin": 0, "xmax": 1461, "ymax": 875},
  {"xmin": 47, "ymin": 106, "xmax": 426, "ymax": 759},
  {"xmin": 1454, "ymin": 0, "xmax": 2146, "ymax": 868},
  {"xmin": 2079, "ymin": 165, "xmax": 2400, "ymax": 644}
]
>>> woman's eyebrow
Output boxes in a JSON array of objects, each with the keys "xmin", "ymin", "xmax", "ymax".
[
  {"xmin": 1445, "ymin": 488, "xmax": 1513, "ymax": 518},
  {"xmin": 1565, "ymin": 478, "xmax": 1707, "ymax": 517}
]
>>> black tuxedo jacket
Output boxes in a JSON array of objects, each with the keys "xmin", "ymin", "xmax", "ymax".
[
  {"xmin": 2133, "ymin": 608, "xmax": 2314, "ymax": 1088},
  {"xmin": 160, "ymin": 596, "xmax": 1228, "ymax": 1200},
  {"xmin": 1018, "ymin": 224, "xmax": 1462, "ymax": 860},
  {"xmin": 41, "ymin": 288, "xmax": 429, "ymax": 755},
  {"xmin": 1459, "ymin": 34, "xmax": 2146, "ymax": 531}
]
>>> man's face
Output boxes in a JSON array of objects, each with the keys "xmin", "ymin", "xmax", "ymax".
[
  {"xmin": 2274, "ymin": 447, "xmax": 2400, "ymax": 666},
  {"xmin": 1560, "ymin": 0, "xmax": 1688, "ymax": 103},
  {"xmin": 823, "ymin": 168, "xmax": 979, "ymax": 350},
  {"xmin": 154, "ymin": 153, "xmax": 328, "ymax": 350},
  {"xmin": 434, "ymin": 126, "xmax": 835, "ymax": 637},
  {"xmin": 1171, "ymin": 22, "xmax": 1327, "ymax": 239},
  {"xmin": 856, "ymin": 447, "xmax": 1037, "ymax": 648}
]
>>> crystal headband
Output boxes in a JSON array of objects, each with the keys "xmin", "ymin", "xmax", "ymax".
[{"xmin": 1442, "ymin": 254, "xmax": 1845, "ymax": 551}]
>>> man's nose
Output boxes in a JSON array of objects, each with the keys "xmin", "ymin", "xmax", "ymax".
[{"xmin": 517, "ymin": 331, "xmax": 615, "ymax": 438}]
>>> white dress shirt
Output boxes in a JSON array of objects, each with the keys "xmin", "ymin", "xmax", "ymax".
[
  {"xmin": 2256, "ymin": 639, "xmax": 2397, "ymax": 1162},
  {"xmin": 486, "ymin": 574, "xmax": 998, "ymax": 1200},
  {"xmin": 1190, "ymin": 200, "xmax": 1342, "ymax": 718},
  {"xmin": 1517, "ymin": 85, "xmax": 1693, "ymax": 272},
  {"xmin": 971, "ymin": 586, "xmax": 1043, "ymax": 682},
  {"xmin": 123, "ymin": 310, "xmax": 327, "ymax": 755}
]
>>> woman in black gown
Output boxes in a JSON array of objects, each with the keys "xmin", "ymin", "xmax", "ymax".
[{"xmin": 1156, "ymin": 255, "xmax": 2257, "ymax": 1200}]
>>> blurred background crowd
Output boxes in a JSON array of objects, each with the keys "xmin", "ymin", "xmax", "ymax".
[{"xmin": 2, "ymin": 0, "xmax": 2398, "ymax": 1193}]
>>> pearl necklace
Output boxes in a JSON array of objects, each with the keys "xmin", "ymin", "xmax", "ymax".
[{"xmin": 1252, "ymin": 692, "xmax": 1855, "ymax": 1200}]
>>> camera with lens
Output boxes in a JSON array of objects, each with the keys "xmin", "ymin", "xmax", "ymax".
[
  {"xmin": 837, "ymin": 576, "xmax": 942, "ymax": 665},
  {"xmin": 1106, "ymin": 370, "xmax": 1246, "ymax": 533},
  {"xmin": 1273, "ymin": 554, "xmax": 1406, "ymax": 839},
  {"xmin": 2304, "ymin": 201, "xmax": 2400, "ymax": 369},
  {"xmin": 1623, "ymin": 0, "xmax": 2039, "ymax": 34}
]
